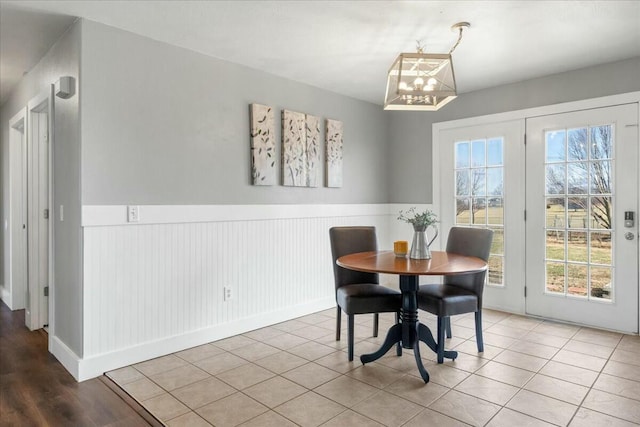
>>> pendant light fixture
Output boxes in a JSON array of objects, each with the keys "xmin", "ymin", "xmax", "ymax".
[{"xmin": 384, "ymin": 22, "xmax": 470, "ymax": 111}]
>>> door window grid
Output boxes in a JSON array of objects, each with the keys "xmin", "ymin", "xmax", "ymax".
[
  {"xmin": 544, "ymin": 125, "xmax": 614, "ymax": 301},
  {"xmin": 454, "ymin": 138, "xmax": 504, "ymax": 286}
]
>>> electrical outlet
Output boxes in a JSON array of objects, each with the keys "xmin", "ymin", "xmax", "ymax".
[
  {"xmin": 224, "ymin": 286, "xmax": 232, "ymax": 301},
  {"xmin": 127, "ymin": 205, "xmax": 139, "ymax": 222}
]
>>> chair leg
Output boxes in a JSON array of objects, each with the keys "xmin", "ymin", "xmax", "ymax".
[
  {"xmin": 348, "ymin": 314, "xmax": 355, "ymax": 361},
  {"xmin": 436, "ymin": 316, "xmax": 445, "ymax": 364},
  {"xmin": 475, "ymin": 311, "xmax": 484, "ymax": 353},
  {"xmin": 373, "ymin": 313, "xmax": 379, "ymax": 337},
  {"xmin": 445, "ymin": 316, "xmax": 452, "ymax": 339},
  {"xmin": 395, "ymin": 312, "xmax": 402, "ymax": 356},
  {"xmin": 336, "ymin": 307, "xmax": 341, "ymax": 341}
]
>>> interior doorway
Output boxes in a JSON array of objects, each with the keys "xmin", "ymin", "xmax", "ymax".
[
  {"xmin": 3, "ymin": 109, "xmax": 28, "ymax": 311},
  {"xmin": 24, "ymin": 88, "xmax": 53, "ymax": 331}
]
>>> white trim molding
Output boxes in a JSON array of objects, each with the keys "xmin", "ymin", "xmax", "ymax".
[
  {"xmin": 50, "ymin": 335, "xmax": 81, "ymax": 380},
  {"xmin": 82, "ymin": 203, "xmax": 392, "ymax": 226}
]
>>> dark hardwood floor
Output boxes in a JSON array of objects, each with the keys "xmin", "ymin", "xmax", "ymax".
[{"xmin": 0, "ymin": 301, "xmax": 151, "ymax": 426}]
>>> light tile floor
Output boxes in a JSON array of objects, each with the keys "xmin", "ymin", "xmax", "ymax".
[{"xmin": 107, "ymin": 309, "xmax": 640, "ymax": 426}]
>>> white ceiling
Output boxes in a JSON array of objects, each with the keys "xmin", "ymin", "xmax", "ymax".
[{"xmin": 1, "ymin": 1, "xmax": 639, "ymax": 107}]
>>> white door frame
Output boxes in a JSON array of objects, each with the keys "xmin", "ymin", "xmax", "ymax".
[
  {"xmin": 3, "ymin": 108, "xmax": 28, "ymax": 311},
  {"xmin": 26, "ymin": 86, "xmax": 54, "ymax": 332},
  {"xmin": 433, "ymin": 92, "xmax": 640, "ymax": 329}
]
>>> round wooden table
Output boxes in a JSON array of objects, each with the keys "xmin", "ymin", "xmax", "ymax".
[{"xmin": 337, "ymin": 250, "xmax": 487, "ymax": 383}]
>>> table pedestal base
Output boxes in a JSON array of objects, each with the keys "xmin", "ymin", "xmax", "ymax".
[{"xmin": 359, "ymin": 275, "xmax": 458, "ymax": 383}]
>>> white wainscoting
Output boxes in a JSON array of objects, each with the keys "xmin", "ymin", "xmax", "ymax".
[{"xmin": 79, "ymin": 204, "xmax": 424, "ymax": 380}]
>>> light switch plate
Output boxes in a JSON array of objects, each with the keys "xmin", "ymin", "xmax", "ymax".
[{"xmin": 127, "ymin": 205, "xmax": 139, "ymax": 222}]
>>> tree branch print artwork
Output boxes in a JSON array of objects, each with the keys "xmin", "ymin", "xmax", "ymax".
[
  {"xmin": 250, "ymin": 104, "xmax": 275, "ymax": 185},
  {"xmin": 306, "ymin": 114, "xmax": 320, "ymax": 187},
  {"xmin": 282, "ymin": 109, "xmax": 307, "ymax": 186},
  {"xmin": 326, "ymin": 119, "xmax": 343, "ymax": 187}
]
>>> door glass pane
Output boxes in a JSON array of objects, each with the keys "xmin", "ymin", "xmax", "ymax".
[
  {"xmin": 486, "ymin": 168, "xmax": 503, "ymax": 196},
  {"xmin": 471, "ymin": 169, "xmax": 486, "ymax": 196},
  {"xmin": 546, "ymin": 164, "xmax": 565, "ymax": 194},
  {"xmin": 567, "ymin": 264, "xmax": 588, "ymax": 297},
  {"xmin": 546, "ymin": 130, "xmax": 566, "ymax": 162},
  {"xmin": 472, "ymin": 140, "xmax": 485, "ymax": 167},
  {"xmin": 546, "ymin": 198, "xmax": 566, "ymax": 228},
  {"xmin": 542, "ymin": 124, "xmax": 615, "ymax": 301},
  {"xmin": 488, "ymin": 256, "xmax": 503, "ymax": 286},
  {"xmin": 456, "ymin": 198, "xmax": 470, "ymax": 224},
  {"xmin": 568, "ymin": 163, "xmax": 588, "ymax": 194},
  {"xmin": 591, "ymin": 125, "xmax": 612, "ymax": 159},
  {"xmin": 453, "ymin": 137, "xmax": 504, "ymax": 287},
  {"xmin": 456, "ymin": 142, "xmax": 470, "ymax": 168},
  {"xmin": 546, "ymin": 230, "xmax": 565, "ymax": 261},
  {"xmin": 490, "ymin": 227, "xmax": 504, "ymax": 254},
  {"xmin": 567, "ymin": 231, "xmax": 587, "ymax": 262},
  {"xmin": 567, "ymin": 197, "xmax": 588, "ymax": 229},
  {"xmin": 590, "ymin": 231, "xmax": 612, "ymax": 265},
  {"xmin": 568, "ymin": 128, "xmax": 588, "ymax": 161},
  {"xmin": 456, "ymin": 170, "xmax": 470, "ymax": 196},
  {"xmin": 546, "ymin": 262, "xmax": 565, "ymax": 294},
  {"xmin": 591, "ymin": 197, "xmax": 612, "ymax": 229},
  {"xmin": 488, "ymin": 198, "xmax": 503, "ymax": 225},
  {"xmin": 472, "ymin": 198, "xmax": 486, "ymax": 224},
  {"xmin": 487, "ymin": 138, "xmax": 503, "ymax": 166},
  {"xmin": 590, "ymin": 267, "xmax": 612, "ymax": 300},
  {"xmin": 590, "ymin": 162, "xmax": 611, "ymax": 194},
  {"xmin": 489, "ymin": 226, "xmax": 504, "ymax": 286}
]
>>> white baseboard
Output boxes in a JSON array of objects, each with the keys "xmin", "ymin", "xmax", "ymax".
[
  {"xmin": 484, "ymin": 304, "xmax": 524, "ymax": 316},
  {"xmin": 76, "ymin": 297, "xmax": 335, "ymax": 381},
  {"xmin": 1, "ymin": 287, "xmax": 12, "ymax": 310},
  {"xmin": 50, "ymin": 335, "xmax": 81, "ymax": 380}
]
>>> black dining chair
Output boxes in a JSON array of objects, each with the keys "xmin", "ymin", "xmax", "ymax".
[
  {"xmin": 329, "ymin": 226, "xmax": 402, "ymax": 361},
  {"xmin": 417, "ymin": 226, "xmax": 493, "ymax": 363}
]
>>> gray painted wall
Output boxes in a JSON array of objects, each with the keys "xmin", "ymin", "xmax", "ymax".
[
  {"xmin": 387, "ymin": 57, "xmax": 640, "ymax": 203},
  {"xmin": 0, "ymin": 21, "xmax": 82, "ymax": 355},
  {"xmin": 81, "ymin": 20, "xmax": 389, "ymax": 205}
]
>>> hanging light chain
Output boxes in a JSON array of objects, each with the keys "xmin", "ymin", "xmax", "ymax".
[{"xmin": 448, "ymin": 22, "xmax": 470, "ymax": 55}]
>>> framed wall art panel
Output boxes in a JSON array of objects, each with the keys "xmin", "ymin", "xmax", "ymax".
[
  {"xmin": 249, "ymin": 104, "xmax": 275, "ymax": 185},
  {"xmin": 282, "ymin": 109, "xmax": 307, "ymax": 187},
  {"xmin": 326, "ymin": 119, "xmax": 343, "ymax": 188}
]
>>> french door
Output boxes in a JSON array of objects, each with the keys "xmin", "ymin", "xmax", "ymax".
[
  {"xmin": 438, "ymin": 120, "xmax": 526, "ymax": 313},
  {"xmin": 437, "ymin": 103, "xmax": 639, "ymax": 333},
  {"xmin": 525, "ymin": 104, "xmax": 639, "ymax": 333}
]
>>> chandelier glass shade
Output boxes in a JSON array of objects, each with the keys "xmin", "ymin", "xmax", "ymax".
[
  {"xmin": 384, "ymin": 52, "xmax": 456, "ymax": 111},
  {"xmin": 384, "ymin": 22, "xmax": 469, "ymax": 111}
]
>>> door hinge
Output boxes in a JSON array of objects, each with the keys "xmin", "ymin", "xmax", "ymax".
[
  {"xmin": 524, "ymin": 287, "xmax": 527, "ymax": 297},
  {"xmin": 524, "ymin": 134, "xmax": 527, "ymax": 145},
  {"xmin": 524, "ymin": 210, "xmax": 527, "ymax": 221},
  {"xmin": 44, "ymin": 286, "xmax": 49, "ymax": 297},
  {"xmin": 44, "ymin": 209, "xmax": 49, "ymax": 219}
]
